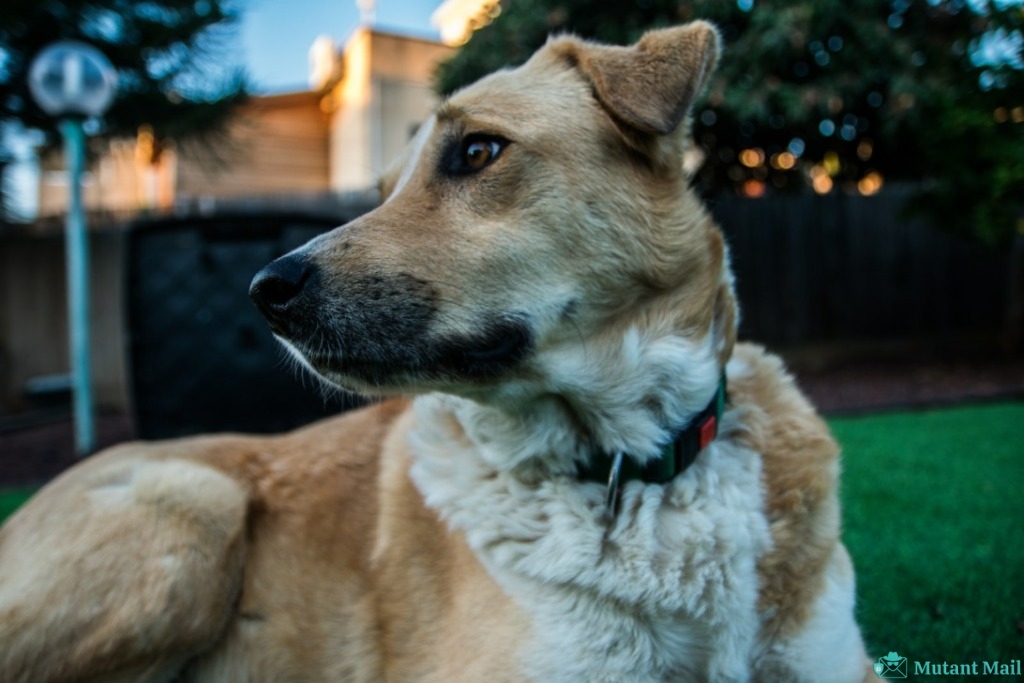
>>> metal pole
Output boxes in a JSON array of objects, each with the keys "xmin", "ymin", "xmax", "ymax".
[{"xmin": 61, "ymin": 117, "xmax": 95, "ymax": 456}]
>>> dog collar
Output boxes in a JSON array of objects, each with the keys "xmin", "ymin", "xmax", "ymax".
[{"xmin": 578, "ymin": 374, "xmax": 727, "ymax": 518}]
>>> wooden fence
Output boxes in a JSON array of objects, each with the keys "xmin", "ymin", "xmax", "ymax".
[{"xmin": 712, "ymin": 190, "xmax": 1008, "ymax": 346}]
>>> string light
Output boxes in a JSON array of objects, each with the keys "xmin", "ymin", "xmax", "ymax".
[
  {"xmin": 809, "ymin": 164, "xmax": 833, "ymax": 194},
  {"xmin": 857, "ymin": 139, "xmax": 874, "ymax": 160},
  {"xmin": 742, "ymin": 179, "xmax": 766, "ymax": 197},
  {"xmin": 823, "ymin": 151, "xmax": 840, "ymax": 176},
  {"xmin": 739, "ymin": 148, "xmax": 765, "ymax": 168},
  {"xmin": 812, "ymin": 174, "xmax": 833, "ymax": 194},
  {"xmin": 857, "ymin": 171, "xmax": 884, "ymax": 196},
  {"xmin": 770, "ymin": 152, "xmax": 796, "ymax": 170}
]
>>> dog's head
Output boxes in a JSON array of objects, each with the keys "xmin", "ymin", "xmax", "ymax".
[{"xmin": 250, "ymin": 21, "xmax": 735, "ymax": 402}]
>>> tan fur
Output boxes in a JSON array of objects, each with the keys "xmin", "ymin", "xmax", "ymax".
[
  {"xmin": 0, "ymin": 22, "xmax": 871, "ymax": 682},
  {"xmin": 729, "ymin": 345, "xmax": 843, "ymax": 639}
]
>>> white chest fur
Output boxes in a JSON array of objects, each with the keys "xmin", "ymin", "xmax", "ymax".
[{"xmin": 410, "ymin": 400, "xmax": 771, "ymax": 682}]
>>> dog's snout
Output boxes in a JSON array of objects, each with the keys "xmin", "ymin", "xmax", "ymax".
[{"xmin": 249, "ymin": 254, "xmax": 315, "ymax": 332}]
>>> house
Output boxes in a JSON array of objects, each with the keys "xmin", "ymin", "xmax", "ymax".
[{"xmin": 35, "ymin": 27, "xmax": 455, "ymax": 216}]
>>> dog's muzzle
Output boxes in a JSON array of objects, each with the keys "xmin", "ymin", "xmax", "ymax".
[
  {"xmin": 249, "ymin": 253, "xmax": 316, "ymax": 337},
  {"xmin": 249, "ymin": 251, "xmax": 533, "ymax": 387}
]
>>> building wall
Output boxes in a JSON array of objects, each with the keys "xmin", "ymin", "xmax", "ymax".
[
  {"xmin": 37, "ymin": 92, "xmax": 331, "ymax": 217},
  {"xmin": 36, "ymin": 140, "xmax": 159, "ymax": 217},
  {"xmin": 329, "ymin": 29, "xmax": 452, "ymax": 192},
  {"xmin": 379, "ymin": 79, "xmax": 437, "ymax": 173},
  {"xmin": 175, "ymin": 92, "xmax": 331, "ymax": 200},
  {"xmin": 329, "ymin": 29, "xmax": 375, "ymax": 193},
  {"xmin": 0, "ymin": 231, "xmax": 128, "ymax": 414}
]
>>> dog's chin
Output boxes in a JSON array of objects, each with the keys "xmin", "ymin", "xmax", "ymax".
[{"xmin": 280, "ymin": 317, "xmax": 534, "ymax": 396}]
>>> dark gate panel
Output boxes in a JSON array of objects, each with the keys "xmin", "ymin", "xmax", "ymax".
[
  {"xmin": 126, "ymin": 211, "xmax": 369, "ymax": 439},
  {"xmin": 711, "ymin": 190, "xmax": 1010, "ymax": 347}
]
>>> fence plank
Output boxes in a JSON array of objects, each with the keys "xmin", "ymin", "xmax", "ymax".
[{"xmin": 713, "ymin": 189, "xmax": 1008, "ymax": 346}]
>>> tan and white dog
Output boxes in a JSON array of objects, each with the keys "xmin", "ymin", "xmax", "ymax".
[{"xmin": 0, "ymin": 22, "xmax": 873, "ymax": 682}]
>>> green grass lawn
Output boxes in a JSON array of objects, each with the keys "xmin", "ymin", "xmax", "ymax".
[
  {"xmin": 0, "ymin": 488, "xmax": 34, "ymax": 523},
  {"xmin": 1, "ymin": 402, "xmax": 1022, "ymax": 677},
  {"xmin": 835, "ymin": 402, "xmax": 1024, "ymax": 679}
]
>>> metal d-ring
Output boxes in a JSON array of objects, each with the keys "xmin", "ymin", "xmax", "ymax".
[{"xmin": 604, "ymin": 451, "xmax": 625, "ymax": 520}]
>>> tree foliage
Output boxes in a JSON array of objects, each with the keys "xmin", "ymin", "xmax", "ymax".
[
  {"xmin": 436, "ymin": 0, "xmax": 1024, "ymax": 244},
  {"xmin": 0, "ymin": 0, "xmax": 247, "ymax": 165}
]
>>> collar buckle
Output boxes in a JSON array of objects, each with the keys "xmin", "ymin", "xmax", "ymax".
[
  {"xmin": 580, "ymin": 374, "xmax": 728, "ymax": 521},
  {"xmin": 604, "ymin": 451, "xmax": 625, "ymax": 520}
]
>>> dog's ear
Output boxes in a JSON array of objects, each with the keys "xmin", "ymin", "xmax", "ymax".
[{"xmin": 552, "ymin": 21, "xmax": 720, "ymax": 137}]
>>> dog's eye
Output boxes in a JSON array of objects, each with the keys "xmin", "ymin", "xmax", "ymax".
[
  {"xmin": 464, "ymin": 139, "xmax": 500, "ymax": 169},
  {"xmin": 449, "ymin": 135, "xmax": 506, "ymax": 174}
]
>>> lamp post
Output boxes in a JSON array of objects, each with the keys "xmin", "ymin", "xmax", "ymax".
[{"xmin": 28, "ymin": 41, "xmax": 116, "ymax": 456}]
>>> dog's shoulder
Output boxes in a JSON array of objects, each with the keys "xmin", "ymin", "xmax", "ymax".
[
  {"xmin": 726, "ymin": 342, "xmax": 845, "ymax": 639},
  {"xmin": 727, "ymin": 342, "xmax": 839, "ymax": 494}
]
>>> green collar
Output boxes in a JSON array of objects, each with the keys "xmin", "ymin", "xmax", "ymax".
[{"xmin": 578, "ymin": 374, "xmax": 727, "ymax": 517}]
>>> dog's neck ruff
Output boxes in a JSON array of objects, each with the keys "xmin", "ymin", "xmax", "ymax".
[
  {"xmin": 409, "ymin": 362, "xmax": 770, "ymax": 681},
  {"xmin": 578, "ymin": 374, "xmax": 727, "ymax": 515}
]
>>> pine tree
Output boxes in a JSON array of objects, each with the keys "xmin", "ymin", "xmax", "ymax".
[
  {"xmin": 0, "ymin": 0, "xmax": 247, "ymax": 175},
  {"xmin": 436, "ymin": 0, "xmax": 1023, "ymax": 244}
]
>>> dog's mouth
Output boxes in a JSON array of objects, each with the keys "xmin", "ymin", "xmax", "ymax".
[
  {"xmin": 289, "ymin": 315, "xmax": 534, "ymax": 392},
  {"xmin": 442, "ymin": 319, "xmax": 533, "ymax": 369}
]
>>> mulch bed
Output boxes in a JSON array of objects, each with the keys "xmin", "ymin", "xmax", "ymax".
[
  {"xmin": 2, "ymin": 355, "xmax": 1022, "ymax": 488},
  {"xmin": 795, "ymin": 358, "xmax": 1024, "ymax": 415},
  {"xmin": 0, "ymin": 413, "xmax": 134, "ymax": 487}
]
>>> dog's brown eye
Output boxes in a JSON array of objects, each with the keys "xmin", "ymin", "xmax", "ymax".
[
  {"xmin": 464, "ymin": 139, "xmax": 500, "ymax": 170},
  {"xmin": 446, "ymin": 135, "xmax": 507, "ymax": 175}
]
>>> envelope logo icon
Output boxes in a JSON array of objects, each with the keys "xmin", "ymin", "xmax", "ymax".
[{"xmin": 875, "ymin": 651, "xmax": 908, "ymax": 678}]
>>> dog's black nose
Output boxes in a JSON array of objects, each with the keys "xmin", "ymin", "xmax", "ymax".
[{"xmin": 249, "ymin": 254, "xmax": 315, "ymax": 331}]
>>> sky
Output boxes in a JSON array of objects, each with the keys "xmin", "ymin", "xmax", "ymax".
[{"xmin": 238, "ymin": 0, "xmax": 442, "ymax": 93}]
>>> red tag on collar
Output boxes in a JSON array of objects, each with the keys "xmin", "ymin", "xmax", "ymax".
[{"xmin": 698, "ymin": 415, "xmax": 717, "ymax": 450}]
